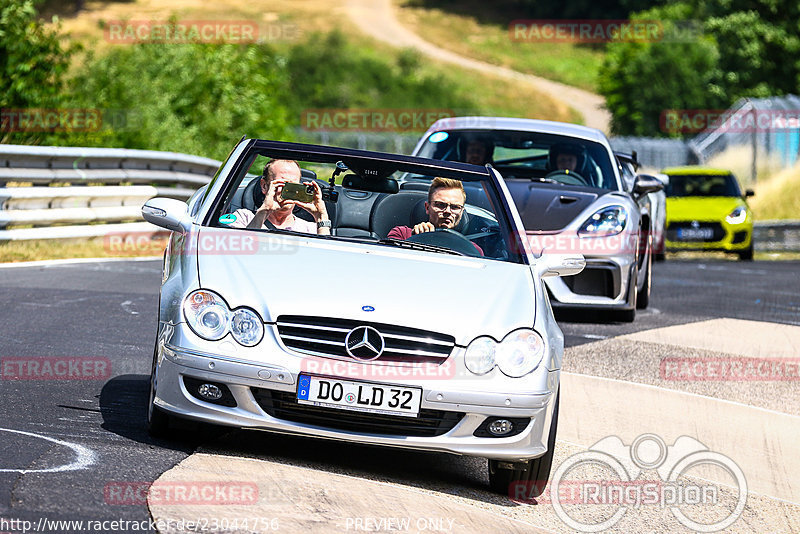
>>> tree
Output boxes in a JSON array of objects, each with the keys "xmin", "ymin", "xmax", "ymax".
[
  {"xmin": 598, "ymin": 0, "xmax": 800, "ymax": 136},
  {"xmin": 0, "ymin": 0, "xmax": 74, "ymax": 143}
]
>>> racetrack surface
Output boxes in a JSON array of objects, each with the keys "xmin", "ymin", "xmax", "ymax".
[{"xmin": 0, "ymin": 258, "xmax": 798, "ymax": 532}]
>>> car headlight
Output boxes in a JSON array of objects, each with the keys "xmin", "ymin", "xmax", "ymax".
[
  {"xmin": 579, "ymin": 206, "xmax": 627, "ymax": 237},
  {"xmin": 726, "ymin": 206, "xmax": 747, "ymax": 225},
  {"xmin": 182, "ymin": 290, "xmax": 264, "ymax": 346},
  {"xmin": 230, "ymin": 308, "xmax": 264, "ymax": 347},
  {"xmin": 496, "ymin": 329, "xmax": 545, "ymax": 378},
  {"xmin": 464, "ymin": 336, "xmax": 497, "ymax": 375}
]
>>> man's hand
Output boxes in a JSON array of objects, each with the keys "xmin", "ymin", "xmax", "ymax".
[
  {"xmin": 412, "ymin": 222, "xmax": 436, "ymax": 234},
  {"xmin": 260, "ymin": 179, "xmax": 287, "ymax": 212},
  {"xmin": 295, "ymin": 181, "xmax": 331, "ymax": 235}
]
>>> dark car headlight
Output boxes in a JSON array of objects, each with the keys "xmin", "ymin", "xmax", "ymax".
[
  {"xmin": 182, "ymin": 290, "xmax": 264, "ymax": 346},
  {"xmin": 579, "ymin": 206, "xmax": 627, "ymax": 237}
]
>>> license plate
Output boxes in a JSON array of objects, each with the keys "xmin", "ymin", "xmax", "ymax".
[
  {"xmin": 296, "ymin": 375, "xmax": 422, "ymax": 417},
  {"xmin": 677, "ymin": 227, "xmax": 713, "ymax": 240}
]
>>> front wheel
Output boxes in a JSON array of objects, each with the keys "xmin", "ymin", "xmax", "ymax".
[
  {"xmin": 738, "ymin": 244, "xmax": 753, "ymax": 261},
  {"xmin": 488, "ymin": 391, "xmax": 559, "ymax": 498}
]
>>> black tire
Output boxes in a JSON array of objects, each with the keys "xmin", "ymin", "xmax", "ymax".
[
  {"xmin": 654, "ymin": 252, "xmax": 666, "ymax": 262},
  {"xmin": 738, "ymin": 244, "xmax": 754, "ymax": 261},
  {"xmin": 488, "ymin": 391, "xmax": 559, "ymax": 498},
  {"xmin": 636, "ymin": 248, "xmax": 652, "ymax": 310}
]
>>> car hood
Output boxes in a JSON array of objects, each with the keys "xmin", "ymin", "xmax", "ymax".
[
  {"xmin": 666, "ymin": 197, "xmax": 746, "ymax": 221},
  {"xmin": 505, "ymin": 181, "xmax": 612, "ymax": 232},
  {"xmin": 195, "ymin": 230, "xmax": 536, "ymax": 345}
]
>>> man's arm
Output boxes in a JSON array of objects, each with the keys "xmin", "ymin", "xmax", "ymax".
[{"xmin": 387, "ymin": 226, "xmax": 413, "ymax": 240}]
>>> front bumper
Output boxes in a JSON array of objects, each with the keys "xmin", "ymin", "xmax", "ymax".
[
  {"xmin": 153, "ymin": 327, "xmax": 559, "ymax": 461},
  {"xmin": 545, "ymin": 254, "xmax": 637, "ymax": 310},
  {"xmin": 666, "ymin": 220, "xmax": 753, "ymax": 252}
]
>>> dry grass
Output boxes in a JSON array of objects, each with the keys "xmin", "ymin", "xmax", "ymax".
[
  {"xmin": 392, "ymin": 0, "xmax": 603, "ymax": 91},
  {"xmin": 750, "ymin": 163, "xmax": 800, "ymax": 221},
  {"xmin": 0, "ymin": 236, "xmax": 166, "ymax": 263}
]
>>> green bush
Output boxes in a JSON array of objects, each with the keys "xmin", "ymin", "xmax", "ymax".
[{"xmin": 64, "ymin": 43, "xmax": 292, "ymax": 159}]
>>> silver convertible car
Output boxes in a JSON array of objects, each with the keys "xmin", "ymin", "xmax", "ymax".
[
  {"xmin": 142, "ymin": 139, "xmax": 584, "ymax": 496},
  {"xmin": 412, "ymin": 118, "xmax": 664, "ymax": 322}
]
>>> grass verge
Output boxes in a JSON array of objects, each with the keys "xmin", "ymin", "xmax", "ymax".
[{"xmin": 0, "ymin": 237, "xmax": 165, "ymax": 263}]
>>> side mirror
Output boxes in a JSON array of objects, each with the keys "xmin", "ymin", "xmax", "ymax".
[
  {"xmin": 633, "ymin": 174, "xmax": 665, "ymax": 196},
  {"xmin": 534, "ymin": 253, "xmax": 586, "ymax": 278},
  {"xmin": 142, "ymin": 198, "xmax": 191, "ymax": 233},
  {"xmin": 745, "ymin": 189, "xmax": 755, "ymax": 198}
]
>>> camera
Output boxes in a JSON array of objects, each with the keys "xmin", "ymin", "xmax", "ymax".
[{"xmin": 281, "ymin": 182, "xmax": 314, "ymax": 203}]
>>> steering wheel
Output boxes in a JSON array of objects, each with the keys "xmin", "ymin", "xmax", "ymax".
[
  {"xmin": 406, "ymin": 229, "xmax": 482, "ymax": 257},
  {"xmin": 545, "ymin": 169, "xmax": 589, "ymax": 186}
]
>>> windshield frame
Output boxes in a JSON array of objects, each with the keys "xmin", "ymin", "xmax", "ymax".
[{"xmin": 202, "ymin": 139, "xmax": 528, "ymax": 265}]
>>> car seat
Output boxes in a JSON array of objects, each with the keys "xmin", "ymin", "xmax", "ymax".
[{"xmin": 370, "ymin": 191, "xmax": 470, "ymax": 239}]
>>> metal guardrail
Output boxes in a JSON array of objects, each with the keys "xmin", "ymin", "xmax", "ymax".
[
  {"xmin": 0, "ymin": 145, "xmax": 220, "ymax": 241},
  {"xmin": 754, "ymin": 221, "xmax": 800, "ymax": 252}
]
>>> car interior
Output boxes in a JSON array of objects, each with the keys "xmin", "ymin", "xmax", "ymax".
[
  {"xmin": 215, "ymin": 157, "xmax": 514, "ymax": 262},
  {"xmin": 416, "ymin": 129, "xmax": 619, "ymax": 190}
]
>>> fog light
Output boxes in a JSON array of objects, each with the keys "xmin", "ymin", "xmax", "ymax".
[
  {"xmin": 198, "ymin": 383, "xmax": 223, "ymax": 401},
  {"xmin": 488, "ymin": 419, "xmax": 514, "ymax": 436}
]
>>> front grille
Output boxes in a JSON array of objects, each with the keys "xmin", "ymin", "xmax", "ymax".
[
  {"xmin": 275, "ymin": 315, "xmax": 454, "ymax": 363},
  {"xmin": 667, "ymin": 222, "xmax": 726, "ymax": 242},
  {"xmin": 252, "ymin": 388, "xmax": 464, "ymax": 437}
]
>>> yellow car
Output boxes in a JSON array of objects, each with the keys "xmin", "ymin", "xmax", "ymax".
[{"xmin": 661, "ymin": 167, "xmax": 754, "ymax": 260}]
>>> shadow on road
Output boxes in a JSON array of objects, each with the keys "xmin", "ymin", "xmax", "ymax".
[{"xmin": 98, "ymin": 374, "xmax": 225, "ymax": 453}]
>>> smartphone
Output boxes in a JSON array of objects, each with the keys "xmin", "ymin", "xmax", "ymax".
[{"xmin": 280, "ymin": 182, "xmax": 314, "ymax": 203}]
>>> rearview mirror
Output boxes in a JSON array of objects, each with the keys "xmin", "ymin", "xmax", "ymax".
[
  {"xmin": 142, "ymin": 198, "xmax": 191, "ymax": 233},
  {"xmin": 745, "ymin": 189, "xmax": 755, "ymax": 198},
  {"xmin": 534, "ymin": 253, "xmax": 585, "ymax": 278},
  {"xmin": 633, "ymin": 174, "xmax": 664, "ymax": 196},
  {"xmin": 341, "ymin": 173, "xmax": 399, "ymax": 194}
]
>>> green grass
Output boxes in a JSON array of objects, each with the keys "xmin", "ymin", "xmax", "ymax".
[{"xmin": 394, "ymin": 0, "xmax": 603, "ymax": 91}]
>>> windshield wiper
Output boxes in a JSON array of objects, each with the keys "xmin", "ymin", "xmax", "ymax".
[{"xmin": 376, "ymin": 238, "xmax": 465, "ymax": 256}]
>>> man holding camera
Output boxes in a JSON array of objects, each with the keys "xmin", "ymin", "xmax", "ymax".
[{"xmin": 229, "ymin": 159, "xmax": 331, "ymax": 235}]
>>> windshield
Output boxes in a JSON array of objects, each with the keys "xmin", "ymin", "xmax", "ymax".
[
  {"xmin": 417, "ymin": 129, "xmax": 619, "ymax": 190},
  {"xmin": 206, "ymin": 145, "xmax": 525, "ymax": 264},
  {"xmin": 666, "ymin": 174, "xmax": 741, "ymax": 198}
]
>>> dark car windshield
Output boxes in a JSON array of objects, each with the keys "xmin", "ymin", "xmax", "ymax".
[
  {"xmin": 665, "ymin": 174, "xmax": 742, "ymax": 197},
  {"xmin": 416, "ymin": 129, "xmax": 619, "ymax": 190}
]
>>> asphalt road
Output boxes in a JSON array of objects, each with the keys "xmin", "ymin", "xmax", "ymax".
[{"xmin": 0, "ymin": 257, "xmax": 797, "ymax": 533}]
